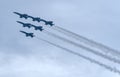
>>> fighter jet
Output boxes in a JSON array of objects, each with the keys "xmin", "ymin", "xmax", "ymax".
[
  {"xmin": 20, "ymin": 30, "xmax": 35, "ymax": 38},
  {"xmin": 17, "ymin": 21, "xmax": 32, "ymax": 28},
  {"xmin": 28, "ymin": 16, "xmax": 41, "ymax": 22},
  {"xmin": 31, "ymin": 25, "xmax": 43, "ymax": 31},
  {"xmin": 13, "ymin": 12, "xmax": 28, "ymax": 19},
  {"xmin": 44, "ymin": 21, "xmax": 54, "ymax": 26}
]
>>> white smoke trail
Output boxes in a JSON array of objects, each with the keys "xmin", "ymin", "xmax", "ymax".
[
  {"xmin": 22, "ymin": 14, "xmax": 120, "ymax": 58},
  {"xmin": 52, "ymin": 26, "xmax": 120, "ymax": 58},
  {"xmin": 36, "ymin": 37, "xmax": 120, "ymax": 75},
  {"xmin": 42, "ymin": 30, "xmax": 120, "ymax": 64}
]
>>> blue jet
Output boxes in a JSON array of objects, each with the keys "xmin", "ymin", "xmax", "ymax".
[
  {"xmin": 28, "ymin": 16, "xmax": 41, "ymax": 22},
  {"xmin": 44, "ymin": 20, "xmax": 54, "ymax": 26},
  {"xmin": 17, "ymin": 21, "xmax": 32, "ymax": 28},
  {"xmin": 31, "ymin": 25, "xmax": 43, "ymax": 31},
  {"xmin": 13, "ymin": 12, "xmax": 28, "ymax": 19},
  {"xmin": 20, "ymin": 30, "xmax": 35, "ymax": 38}
]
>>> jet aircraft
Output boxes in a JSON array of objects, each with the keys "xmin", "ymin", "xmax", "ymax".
[
  {"xmin": 28, "ymin": 16, "xmax": 41, "ymax": 22},
  {"xmin": 13, "ymin": 12, "xmax": 28, "ymax": 19},
  {"xmin": 31, "ymin": 25, "xmax": 43, "ymax": 31},
  {"xmin": 17, "ymin": 21, "xmax": 32, "ymax": 28},
  {"xmin": 20, "ymin": 30, "xmax": 35, "ymax": 38},
  {"xmin": 44, "ymin": 21, "xmax": 54, "ymax": 26}
]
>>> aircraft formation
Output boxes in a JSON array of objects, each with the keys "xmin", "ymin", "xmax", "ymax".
[
  {"xmin": 14, "ymin": 12, "xmax": 120, "ymax": 75},
  {"xmin": 14, "ymin": 12, "xmax": 50, "ymax": 37}
]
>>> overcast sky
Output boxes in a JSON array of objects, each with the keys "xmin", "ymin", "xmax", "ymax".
[{"xmin": 0, "ymin": 0, "xmax": 120, "ymax": 77}]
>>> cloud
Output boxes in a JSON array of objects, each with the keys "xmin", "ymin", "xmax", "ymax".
[
  {"xmin": 0, "ymin": 0, "xmax": 120, "ymax": 77},
  {"xmin": 0, "ymin": 52, "xmax": 70, "ymax": 77}
]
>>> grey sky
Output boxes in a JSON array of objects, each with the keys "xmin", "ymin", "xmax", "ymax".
[{"xmin": 0, "ymin": 0, "xmax": 120, "ymax": 77}]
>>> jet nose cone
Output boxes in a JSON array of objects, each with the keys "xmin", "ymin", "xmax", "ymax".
[
  {"xmin": 16, "ymin": 21, "xmax": 20, "ymax": 23},
  {"xmin": 20, "ymin": 30, "xmax": 22, "ymax": 32},
  {"xmin": 13, "ymin": 12, "xmax": 17, "ymax": 14}
]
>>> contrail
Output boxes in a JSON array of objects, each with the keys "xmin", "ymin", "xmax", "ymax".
[
  {"xmin": 52, "ymin": 26, "xmax": 120, "ymax": 58},
  {"xmin": 18, "ymin": 14, "xmax": 120, "ymax": 58},
  {"xmin": 42, "ymin": 30, "xmax": 120, "ymax": 64},
  {"xmin": 36, "ymin": 37, "xmax": 120, "ymax": 75}
]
